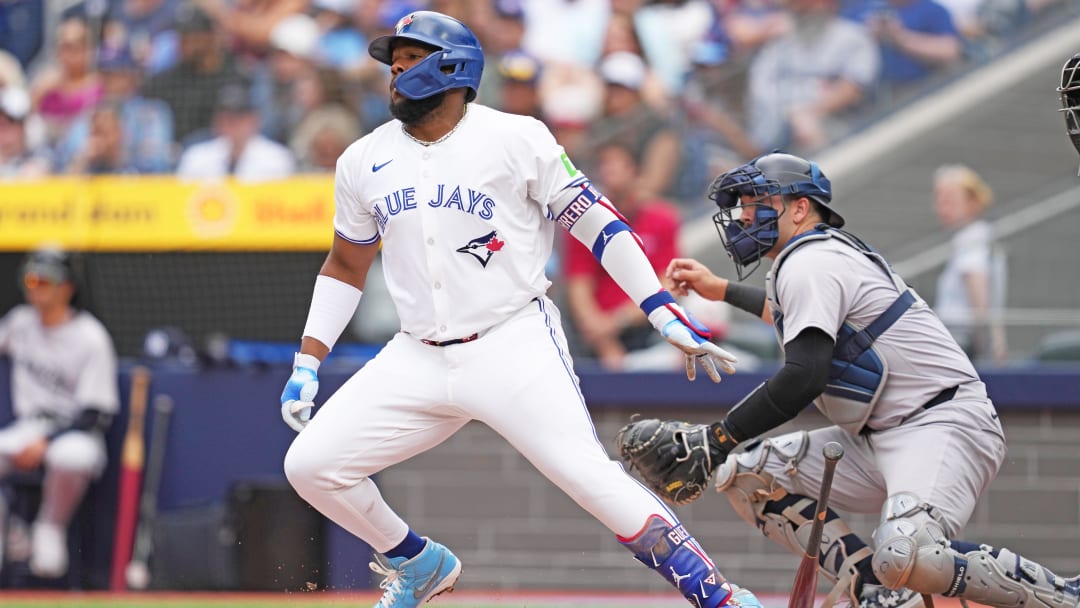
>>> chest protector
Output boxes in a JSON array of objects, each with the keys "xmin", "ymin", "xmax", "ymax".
[{"xmin": 765, "ymin": 226, "xmax": 922, "ymax": 435}]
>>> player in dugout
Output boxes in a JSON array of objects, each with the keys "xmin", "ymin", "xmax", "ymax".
[
  {"xmin": 617, "ymin": 151, "xmax": 1080, "ymax": 608},
  {"xmin": 0, "ymin": 246, "xmax": 118, "ymax": 579}
]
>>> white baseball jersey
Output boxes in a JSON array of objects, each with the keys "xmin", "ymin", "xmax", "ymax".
[
  {"xmin": 771, "ymin": 238, "xmax": 982, "ymax": 430},
  {"xmin": 0, "ymin": 305, "xmax": 120, "ymax": 423},
  {"xmin": 333, "ymin": 104, "xmax": 584, "ymax": 343}
]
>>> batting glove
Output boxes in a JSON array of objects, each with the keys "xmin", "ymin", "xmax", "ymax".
[
  {"xmin": 648, "ymin": 304, "xmax": 737, "ymax": 383},
  {"xmin": 281, "ymin": 353, "xmax": 320, "ymax": 432}
]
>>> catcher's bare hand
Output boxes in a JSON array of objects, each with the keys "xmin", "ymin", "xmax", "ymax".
[
  {"xmin": 665, "ymin": 258, "xmax": 726, "ymax": 301},
  {"xmin": 616, "ymin": 418, "xmax": 728, "ymax": 505}
]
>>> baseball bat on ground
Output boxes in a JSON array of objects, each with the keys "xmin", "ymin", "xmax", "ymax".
[
  {"xmin": 110, "ymin": 366, "xmax": 150, "ymax": 591},
  {"xmin": 124, "ymin": 394, "xmax": 174, "ymax": 590},
  {"xmin": 788, "ymin": 441, "xmax": 845, "ymax": 608}
]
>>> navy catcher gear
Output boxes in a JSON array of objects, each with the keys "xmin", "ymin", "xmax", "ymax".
[
  {"xmin": 1059, "ymin": 52, "xmax": 1080, "ymax": 173},
  {"xmin": 369, "ymin": 11, "xmax": 484, "ymax": 102},
  {"xmin": 709, "ymin": 152, "xmax": 838, "ymax": 279}
]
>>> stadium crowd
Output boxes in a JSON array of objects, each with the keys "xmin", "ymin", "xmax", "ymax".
[{"xmin": 0, "ymin": 0, "xmax": 1060, "ymax": 204}]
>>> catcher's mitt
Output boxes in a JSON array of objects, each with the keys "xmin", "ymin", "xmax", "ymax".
[{"xmin": 616, "ymin": 418, "xmax": 726, "ymax": 505}]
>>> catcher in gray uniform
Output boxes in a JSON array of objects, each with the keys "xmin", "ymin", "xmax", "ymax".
[{"xmin": 617, "ymin": 152, "xmax": 1079, "ymax": 608}]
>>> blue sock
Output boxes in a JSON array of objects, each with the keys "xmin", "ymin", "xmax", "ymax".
[{"xmin": 385, "ymin": 530, "xmax": 426, "ymax": 560}]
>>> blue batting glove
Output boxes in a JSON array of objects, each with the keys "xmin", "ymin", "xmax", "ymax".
[
  {"xmin": 648, "ymin": 303, "xmax": 738, "ymax": 383},
  {"xmin": 281, "ymin": 353, "xmax": 320, "ymax": 432}
]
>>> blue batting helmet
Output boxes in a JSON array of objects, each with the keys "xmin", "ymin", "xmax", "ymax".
[{"xmin": 369, "ymin": 11, "xmax": 484, "ymax": 102}]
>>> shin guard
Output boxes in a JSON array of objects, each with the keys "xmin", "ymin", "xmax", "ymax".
[{"xmin": 620, "ymin": 515, "xmax": 733, "ymax": 608}]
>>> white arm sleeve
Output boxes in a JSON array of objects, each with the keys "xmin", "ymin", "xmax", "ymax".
[{"xmin": 302, "ymin": 274, "xmax": 363, "ymax": 351}]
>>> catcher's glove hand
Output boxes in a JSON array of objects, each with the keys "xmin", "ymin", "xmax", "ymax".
[{"xmin": 616, "ymin": 418, "xmax": 728, "ymax": 505}]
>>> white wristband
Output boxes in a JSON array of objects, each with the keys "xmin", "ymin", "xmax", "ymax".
[{"xmin": 302, "ymin": 275, "xmax": 363, "ymax": 351}]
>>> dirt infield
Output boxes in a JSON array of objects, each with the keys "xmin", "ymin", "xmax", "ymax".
[{"xmin": 0, "ymin": 591, "xmax": 968, "ymax": 608}]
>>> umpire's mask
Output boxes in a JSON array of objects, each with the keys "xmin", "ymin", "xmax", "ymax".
[{"xmin": 1059, "ymin": 52, "xmax": 1080, "ymax": 174}]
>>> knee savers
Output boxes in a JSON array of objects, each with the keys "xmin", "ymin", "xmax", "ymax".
[
  {"xmin": 714, "ymin": 431, "xmax": 870, "ymax": 588},
  {"xmin": 871, "ymin": 493, "xmax": 1079, "ymax": 608}
]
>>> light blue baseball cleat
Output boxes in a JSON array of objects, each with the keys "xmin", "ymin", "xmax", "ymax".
[
  {"xmin": 369, "ymin": 538, "xmax": 462, "ymax": 608},
  {"xmin": 725, "ymin": 584, "xmax": 766, "ymax": 608}
]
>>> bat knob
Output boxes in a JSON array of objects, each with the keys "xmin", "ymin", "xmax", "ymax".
[{"xmin": 823, "ymin": 441, "xmax": 844, "ymax": 461}]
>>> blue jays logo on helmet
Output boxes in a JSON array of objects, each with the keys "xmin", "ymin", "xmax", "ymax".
[
  {"xmin": 457, "ymin": 230, "xmax": 505, "ymax": 267},
  {"xmin": 368, "ymin": 11, "xmax": 485, "ymax": 102}
]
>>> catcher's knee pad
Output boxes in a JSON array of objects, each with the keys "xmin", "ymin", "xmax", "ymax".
[
  {"xmin": 620, "ymin": 514, "xmax": 733, "ymax": 608},
  {"xmin": 715, "ymin": 431, "xmax": 871, "ymax": 590},
  {"xmin": 870, "ymin": 492, "xmax": 949, "ymax": 590},
  {"xmin": 882, "ymin": 535, "xmax": 1080, "ymax": 608}
]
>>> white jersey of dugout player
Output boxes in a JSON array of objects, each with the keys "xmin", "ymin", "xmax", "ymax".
[
  {"xmin": 0, "ymin": 305, "xmax": 120, "ymax": 424},
  {"xmin": 768, "ymin": 237, "xmax": 985, "ymax": 431},
  {"xmin": 334, "ymin": 104, "xmax": 580, "ymax": 342}
]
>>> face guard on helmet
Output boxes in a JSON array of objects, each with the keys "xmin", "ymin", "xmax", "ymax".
[
  {"xmin": 369, "ymin": 11, "xmax": 484, "ymax": 102},
  {"xmin": 709, "ymin": 152, "xmax": 838, "ymax": 280},
  {"xmin": 1059, "ymin": 52, "xmax": 1080, "ymax": 174}
]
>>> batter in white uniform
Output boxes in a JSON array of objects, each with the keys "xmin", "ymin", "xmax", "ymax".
[
  {"xmin": 279, "ymin": 11, "xmax": 762, "ymax": 608},
  {"xmin": 0, "ymin": 247, "xmax": 118, "ymax": 578},
  {"xmin": 665, "ymin": 152, "xmax": 1078, "ymax": 608}
]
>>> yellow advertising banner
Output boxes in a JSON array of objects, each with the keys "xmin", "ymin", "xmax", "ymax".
[{"xmin": 0, "ymin": 176, "xmax": 336, "ymax": 251}]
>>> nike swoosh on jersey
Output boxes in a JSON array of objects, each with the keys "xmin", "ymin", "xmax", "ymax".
[
  {"xmin": 413, "ymin": 552, "xmax": 446, "ymax": 599},
  {"xmin": 372, "ymin": 160, "xmax": 393, "ymax": 172}
]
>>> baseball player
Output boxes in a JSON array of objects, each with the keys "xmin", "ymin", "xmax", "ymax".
[
  {"xmin": 278, "ymin": 10, "xmax": 763, "ymax": 608},
  {"xmin": 0, "ymin": 247, "xmax": 118, "ymax": 578},
  {"xmin": 617, "ymin": 152, "xmax": 1079, "ymax": 608}
]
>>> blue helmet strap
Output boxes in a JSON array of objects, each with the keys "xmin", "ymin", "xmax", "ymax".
[{"xmin": 394, "ymin": 50, "xmax": 454, "ymax": 100}]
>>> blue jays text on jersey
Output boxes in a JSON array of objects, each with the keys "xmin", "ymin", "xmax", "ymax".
[{"xmin": 373, "ymin": 184, "xmax": 496, "ymax": 230}]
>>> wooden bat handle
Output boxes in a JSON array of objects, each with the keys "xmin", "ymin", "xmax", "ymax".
[{"xmin": 805, "ymin": 442, "xmax": 844, "ymax": 559}]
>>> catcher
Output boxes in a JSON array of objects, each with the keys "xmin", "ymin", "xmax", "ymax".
[{"xmin": 617, "ymin": 152, "xmax": 1079, "ymax": 608}]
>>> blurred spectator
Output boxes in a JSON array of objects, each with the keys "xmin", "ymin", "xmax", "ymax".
[
  {"xmin": 253, "ymin": 12, "xmax": 321, "ymax": 143},
  {"xmin": 542, "ymin": 76, "xmax": 602, "ymax": 162},
  {"xmin": 140, "ymin": 3, "xmax": 248, "ymax": 146},
  {"xmin": 176, "ymin": 83, "xmax": 295, "ymax": 181},
  {"xmin": 587, "ymin": 51, "xmax": 682, "ymax": 201},
  {"xmin": 563, "ymin": 141, "xmax": 682, "ymax": 371},
  {"xmin": 0, "ymin": 87, "xmax": 51, "ymax": 179},
  {"xmin": 104, "ymin": 0, "xmax": 183, "ymax": 75},
  {"xmin": 0, "ymin": 246, "xmax": 118, "ymax": 580},
  {"xmin": 288, "ymin": 67, "xmax": 363, "ymax": 171},
  {"xmin": 475, "ymin": 0, "xmax": 529, "ymax": 107},
  {"xmin": 0, "ymin": 0, "xmax": 45, "ymax": 71},
  {"xmin": 29, "ymin": 15, "xmax": 104, "ymax": 148},
  {"xmin": 0, "ymin": 49, "xmax": 27, "ymax": 89},
  {"xmin": 63, "ymin": 102, "xmax": 142, "ymax": 175},
  {"xmin": 598, "ymin": 12, "xmax": 670, "ymax": 110},
  {"xmin": 312, "ymin": 0, "xmax": 368, "ymax": 72},
  {"xmin": 191, "ymin": 0, "xmax": 308, "ymax": 56},
  {"xmin": 496, "ymin": 50, "xmax": 544, "ymax": 118},
  {"xmin": 745, "ymin": 0, "xmax": 880, "ymax": 152},
  {"xmin": 675, "ymin": 41, "xmax": 762, "ymax": 205},
  {"xmin": 706, "ymin": 0, "xmax": 792, "ymax": 121},
  {"xmin": 290, "ymin": 105, "xmax": 361, "ymax": 172},
  {"xmin": 932, "ymin": 164, "xmax": 1007, "ymax": 363},
  {"xmin": 844, "ymin": 0, "xmax": 962, "ymax": 91},
  {"xmin": 521, "ymin": 0, "xmax": 610, "ymax": 68},
  {"xmin": 633, "ymin": 0, "xmax": 716, "ymax": 95},
  {"xmin": 56, "ymin": 44, "xmax": 174, "ymax": 174}
]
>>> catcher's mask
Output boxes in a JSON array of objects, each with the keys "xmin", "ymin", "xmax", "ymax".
[
  {"xmin": 1059, "ymin": 52, "xmax": 1080, "ymax": 174},
  {"xmin": 368, "ymin": 11, "xmax": 484, "ymax": 102},
  {"xmin": 709, "ymin": 152, "xmax": 837, "ymax": 280}
]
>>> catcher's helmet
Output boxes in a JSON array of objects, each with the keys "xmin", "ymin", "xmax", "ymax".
[
  {"xmin": 1058, "ymin": 52, "xmax": 1080, "ymax": 173},
  {"xmin": 709, "ymin": 152, "xmax": 839, "ymax": 279},
  {"xmin": 369, "ymin": 11, "xmax": 484, "ymax": 102}
]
